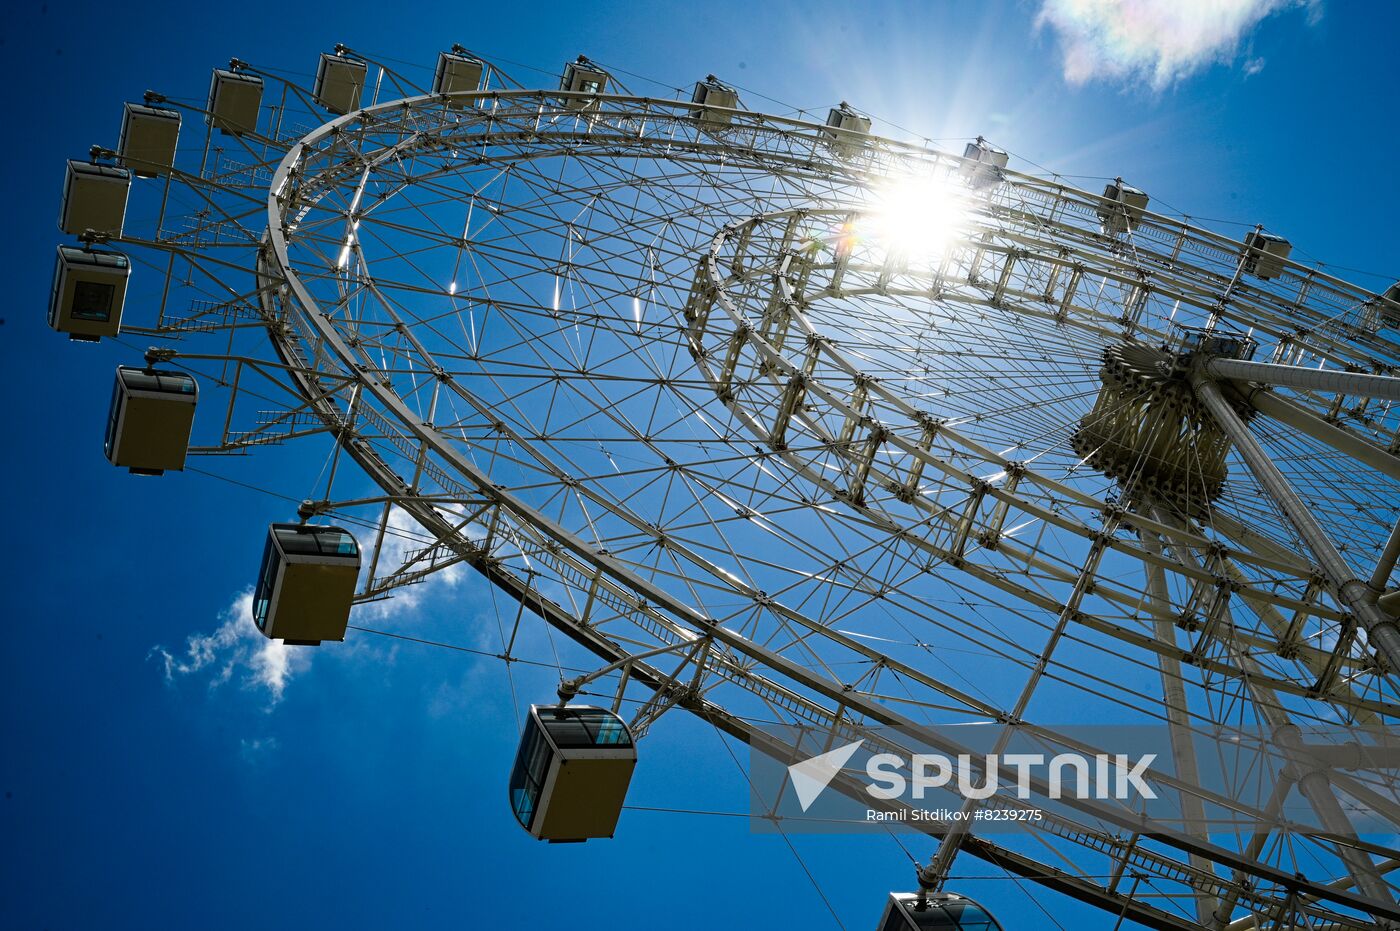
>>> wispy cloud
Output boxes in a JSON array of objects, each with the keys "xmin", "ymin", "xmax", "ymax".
[
  {"xmin": 357, "ymin": 507, "xmax": 466, "ymax": 621},
  {"xmin": 240, "ymin": 736, "xmax": 280, "ymax": 763},
  {"xmin": 152, "ymin": 590, "xmax": 310, "ymax": 705},
  {"xmin": 151, "ymin": 508, "xmax": 465, "ymax": 707},
  {"xmin": 1035, "ymin": 0, "xmax": 1317, "ymax": 89}
]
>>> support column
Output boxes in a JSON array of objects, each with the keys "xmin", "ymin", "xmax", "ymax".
[
  {"xmin": 1139, "ymin": 528, "xmax": 1219, "ymax": 926},
  {"xmin": 1370, "ymin": 517, "xmax": 1400, "ymax": 593},
  {"xmin": 1191, "ymin": 372, "xmax": 1400, "ymax": 676},
  {"xmin": 1211, "ymin": 773, "xmax": 1296, "ymax": 929},
  {"xmin": 1149, "ymin": 513, "xmax": 1396, "ymax": 916}
]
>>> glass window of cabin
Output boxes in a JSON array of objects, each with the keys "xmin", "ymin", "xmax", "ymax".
[
  {"xmin": 541, "ymin": 715, "xmax": 594, "ymax": 748},
  {"xmin": 526, "ymin": 727, "xmax": 551, "ymax": 785},
  {"xmin": 273, "ymin": 526, "xmax": 319, "ymax": 556},
  {"xmin": 252, "ymin": 535, "xmax": 280, "ymax": 631},
  {"xmin": 104, "ymin": 376, "xmax": 124, "ymax": 458},
  {"xmin": 118, "ymin": 368, "xmax": 194, "ymax": 396},
  {"xmin": 541, "ymin": 708, "xmax": 633, "ymax": 748},
  {"xmin": 509, "ymin": 775, "xmax": 534, "ymax": 828},
  {"xmin": 943, "ymin": 903, "xmax": 998, "ymax": 930},
  {"xmin": 119, "ymin": 369, "xmax": 160, "ymax": 392},
  {"xmin": 589, "ymin": 715, "xmax": 630, "ymax": 746},
  {"xmin": 157, "ymin": 372, "xmax": 196, "ymax": 394},
  {"xmin": 71, "ymin": 281, "xmax": 115, "ymax": 321},
  {"xmin": 577, "ymin": 708, "xmax": 632, "ymax": 746},
  {"xmin": 509, "ymin": 720, "xmax": 550, "ymax": 829},
  {"xmin": 317, "ymin": 530, "xmax": 358, "ymax": 557},
  {"xmin": 896, "ymin": 901, "xmax": 1000, "ymax": 930},
  {"xmin": 273, "ymin": 527, "xmax": 359, "ymax": 559}
]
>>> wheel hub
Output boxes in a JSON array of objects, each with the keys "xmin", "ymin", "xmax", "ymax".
[{"xmin": 1071, "ymin": 341, "xmax": 1249, "ymax": 507}]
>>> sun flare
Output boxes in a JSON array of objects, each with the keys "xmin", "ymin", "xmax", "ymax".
[{"xmin": 859, "ymin": 171, "xmax": 973, "ymax": 264}]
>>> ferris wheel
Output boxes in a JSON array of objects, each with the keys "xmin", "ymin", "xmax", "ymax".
[{"xmin": 49, "ymin": 42, "xmax": 1400, "ymax": 930}]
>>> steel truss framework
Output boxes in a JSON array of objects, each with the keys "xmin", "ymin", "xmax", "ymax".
[{"xmin": 68, "ymin": 47, "xmax": 1400, "ymax": 930}]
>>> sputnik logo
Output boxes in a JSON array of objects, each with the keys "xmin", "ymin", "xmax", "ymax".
[{"xmin": 787, "ymin": 739, "xmax": 865, "ymax": 811}]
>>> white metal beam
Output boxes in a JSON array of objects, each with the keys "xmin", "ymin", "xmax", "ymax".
[
  {"xmin": 1192, "ymin": 372, "xmax": 1400, "ymax": 676},
  {"xmin": 1208, "ymin": 357, "xmax": 1400, "ymax": 403}
]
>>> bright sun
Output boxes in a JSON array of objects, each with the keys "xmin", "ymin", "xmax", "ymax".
[{"xmin": 859, "ymin": 171, "xmax": 973, "ymax": 264}]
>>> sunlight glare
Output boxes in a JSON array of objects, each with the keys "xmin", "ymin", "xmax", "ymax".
[{"xmin": 860, "ymin": 171, "xmax": 972, "ymax": 264}]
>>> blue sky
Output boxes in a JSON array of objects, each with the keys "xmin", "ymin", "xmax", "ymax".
[{"xmin": 3, "ymin": 1, "xmax": 1398, "ymax": 929}]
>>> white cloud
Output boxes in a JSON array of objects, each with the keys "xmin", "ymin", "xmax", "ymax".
[
  {"xmin": 1035, "ymin": 0, "xmax": 1316, "ymax": 89},
  {"xmin": 239, "ymin": 736, "xmax": 280, "ymax": 762},
  {"xmin": 357, "ymin": 507, "xmax": 466, "ymax": 621},
  {"xmin": 152, "ymin": 590, "xmax": 311, "ymax": 706},
  {"xmin": 150, "ymin": 508, "xmax": 467, "ymax": 706}
]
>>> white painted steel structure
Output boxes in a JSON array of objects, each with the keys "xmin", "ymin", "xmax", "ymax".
[{"xmin": 54, "ymin": 47, "xmax": 1400, "ymax": 931}]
